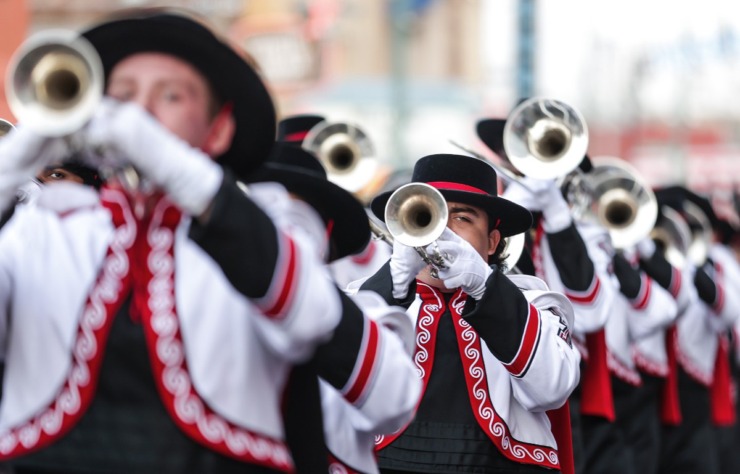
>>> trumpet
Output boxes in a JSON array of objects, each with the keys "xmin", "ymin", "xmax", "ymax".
[
  {"xmin": 6, "ymin": 29, "xmax": 103, "ymax": 136},
  {"xmin": 303, "ymin": 121, "xmax": 376, "ymax": 193},
  {"xmin": 502, "ymin": 97, "xmax": 589, "ymax": 180},
  {"xmin": 682, "ymin": 200, "xmax": 713, "ymax": 266},
  {"xmin": 650, "ymin": 206, "xmax": 691, "ymax": 268},
  {"xmin": 0, "ymin": 119, "xmax": 14, "ymax": 138},
  {"xmin": 377, "ymin": 182, "xmax": 525, "ymax": 276},
  {"xmin": 385, "ymin": 182, "xmax": 449, "ymax": 278},
  {"xmin": 565, "ymin": 157, "xmax": 658, "ymax": 249}
]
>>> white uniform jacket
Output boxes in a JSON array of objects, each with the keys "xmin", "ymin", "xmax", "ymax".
[
  {"xmin": 322, "ymin": 290, "xmax": 421, "ymax": 474},
  {"xmin": 606, "ymin": 253, "xmax": 678, "ymax": 385},
  {"xmin": 0, "ymin": 182, "xmax": 343, "ymax": 472},
  {"xmin": 367, "ymin": 270, "xmax": 580, "ymax": 471},
  {"xmin": 533, "ymin": 220, "xmax": 615, "ymax": 338}
]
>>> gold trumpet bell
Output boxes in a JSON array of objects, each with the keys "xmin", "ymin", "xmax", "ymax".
[
  {"xmin": 6, "ymin": 29, "xmax": 103, "ymax": 136},
  {"xmin": 302, "ymin": 121, "xmax": 376, "ymax": 193},
  {"xmin": 503, "ymin": 97, "xmax": 589, "ymax": 180}
]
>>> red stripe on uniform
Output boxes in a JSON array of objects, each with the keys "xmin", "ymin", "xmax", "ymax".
[
  {"xmin": 345, "ymin": 320, "xmax": 380, "ymax": 404},
  {"xmin": 565, "ymin": 277, "xmax": 601, "ymax": 304},
  {"xmin": 669, "ymin": 266, "xmax": 682, "ymax": 298},
  {"xmin": 632, "ymin": 275, "xmax": 652, "ymax": 310},
  {"xmin": 714, "ymin": 284, "xmax": 725, "ymax": 314},
  {"xmin": 503, "ymin": 304, "xmax": 540, "ymax": 377},
  {"xmin": 263, "ymin": 238, "xmax": 298, "ymax": 319}
]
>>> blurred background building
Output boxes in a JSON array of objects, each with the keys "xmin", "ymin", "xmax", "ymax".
[{"xmin": 3, "ymin": 0, "xmax": 740, "ymax": 208}]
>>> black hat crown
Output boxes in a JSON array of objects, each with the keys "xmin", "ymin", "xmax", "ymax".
[
  {"xmin": 370, "ymin": 154, "xmax": 532, "ymax": 238},
  {"xmin": 277, "ymin": 115, "xmax": 326, "ymax": 144}
]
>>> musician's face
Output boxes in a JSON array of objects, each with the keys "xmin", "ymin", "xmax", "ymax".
[
  {"xmin": 106, "ymin": 53, "xmax": 233, "ymax": 157},
  {"xmin": 446, "ymin": 201, "xmax": 500, "ymax": 261},
  {"xmin": 37, "ymin": 167, "xmax": 84, "ymax": 185}
]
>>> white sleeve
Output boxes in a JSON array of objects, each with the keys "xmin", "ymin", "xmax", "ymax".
[
  {"xmin": 505, "ymin": 278, "xmax": 582, "ymax": 411},
  {"xmin": 330, "ymin": 291, "xmax": 421, "ymax": 435},
  {"xmin": 626, "ymin": 274, "xmax": 679, "ymax": 342},
  {"xmin": 566, "ymin": 222, "xmax": 617, "ymax": 335}
]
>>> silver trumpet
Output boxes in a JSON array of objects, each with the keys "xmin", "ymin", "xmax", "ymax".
[
  {"xmin": 6, "ymin": 29, "xmax": 103, "ymax": 136},
  {"xmin": 384, "ymin": 182, "xmax": 449, "ymax": 278},
  {"xmin": 565, "ymin": 156, "xmax": 658, "ymax": 249},
  {"xmin": 0, "ymin": 119, "xmax": 15, "ymax": 138},
  {"xmin": 502, "ymin": 97, "xmax": 589, "ymax": 180},
  {"xmin": 303, "ymin": 121, "xmax": 376, "ymax": 193},
  {"xmin": 650, "ymin": 205, "xmax": 691, "ymax": 269}
]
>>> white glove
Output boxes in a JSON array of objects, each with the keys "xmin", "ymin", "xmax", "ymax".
[
  {"xmin": 390, "ymin": 240, "xmax": 427, "ymax": 299},
  {"xmin": 636, "ymin": 236, "xmax": 657, "ymax": 259},
  {"xmin": 434, "ymin": 228, "xmax": 493, "ymax": 300},
  {"xmin": 0, "ymin": 126, "xmax": 69, "ymax": 211},
  {"xmin": 83, "ymin": 98, "xmax": 223, "ymax": 216},
  {"xmin": 502, "ymin": 177, "xmax": 571, "ymax": 233}
]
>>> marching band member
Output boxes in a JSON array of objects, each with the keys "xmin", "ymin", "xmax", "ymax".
[
  {"xmin": 607, "ymin": 250, "xmax": 677, "ymax": 474},
  {"xmin": 245, "ymin": 142, "xmax": 422, "ymax": 474},
  {"xmin": 478, "ymin": 117, "xmax": 615, "ymax": 474},
  {"xmin": 0, "ymin": 10, "xmax": 348, "ymax": 473},
  {"xmin": 277, "ymin": 114, "xmax": 392, "ymax": 290},
  {"xmin": 652, "ymin": 186, "xmax": 740, "ymax": 474},
  {"xmin": 360, "ymin": 154, "xmax": 580, "ymax": 473}
]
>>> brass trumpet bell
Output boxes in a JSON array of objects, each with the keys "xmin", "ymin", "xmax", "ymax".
[
  {"xmin": 385, "ymin": 182, "xmax": 448, "ymax": 249},
  {"xmin": 502, "ymin": 231, "xmax": 525, "ymax": 274},
  {"xmin": 303, "ymin": 121, "xmax": 376, "ymax": 193},
  {"xmin": 503, "ymin": 97, "xmax": 588, "ymax": 180},
  {"xmin": 0, "ymin": 119, "xmax": 14, "ymax": 138},
  {"xmin": 574, "ymin": 157, "xmax": 658, "ymax": 249},
  {"xmin": 6, "ymin": 29, "xmax": 103, "ymax": 136}
]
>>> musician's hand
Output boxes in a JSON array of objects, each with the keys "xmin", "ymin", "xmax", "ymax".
[
  {"xmin": 502, "ymin": 177, "xmax": 571, "ymax": 232},
  {"xmin": 390, "ymin": 240, "xmax": 427, "ymax": 299},
  {"xmin": 84, "ymin": 98, "xmax": 223, "ymax": 216},
  {"xmin": 0, "ymin": 125, "xmax": 69, "ymax": 210},
  {"xmin": 636, "ymin": 236, "xmax": 657, "ymax": 259},
  {"xmin": 434, "ymin": 228, "xmax": 492, "ymax": 300}
]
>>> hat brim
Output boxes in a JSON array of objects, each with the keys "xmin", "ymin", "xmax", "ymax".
[
  {"xmin": 249, "ymin": 165, "xmax": 371, "ymax": 261},
  {"xmin": 82, "ymin": 13, "xmax": 276, "ymax": 179},
  {"xmin": 371, "ymin": 189, "xmax": 532, "ymax": 238}
]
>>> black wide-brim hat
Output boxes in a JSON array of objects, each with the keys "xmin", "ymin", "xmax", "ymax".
[
  {"xmin": 277, "ymin": 114, "xmax": 326, "ymax": 144},
  {"xmin": 476, "ymin": 118, "xmax": 508, "ymax": 160},
  {"xmin": 82, "ymin": 10, "xmax": 276, "ymax": 180},
  {"xmin": 370, "ymin": 154, "xmax": 532, "ymax": 238},
  {"xmin": 247, "ymin": 143, "xmax": 370, "ymax": 262}
]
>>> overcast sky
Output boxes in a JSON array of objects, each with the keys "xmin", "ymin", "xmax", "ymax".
[{"xmin": 482, "ymin": 0, "xmax": 740, "ymax": 124}]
